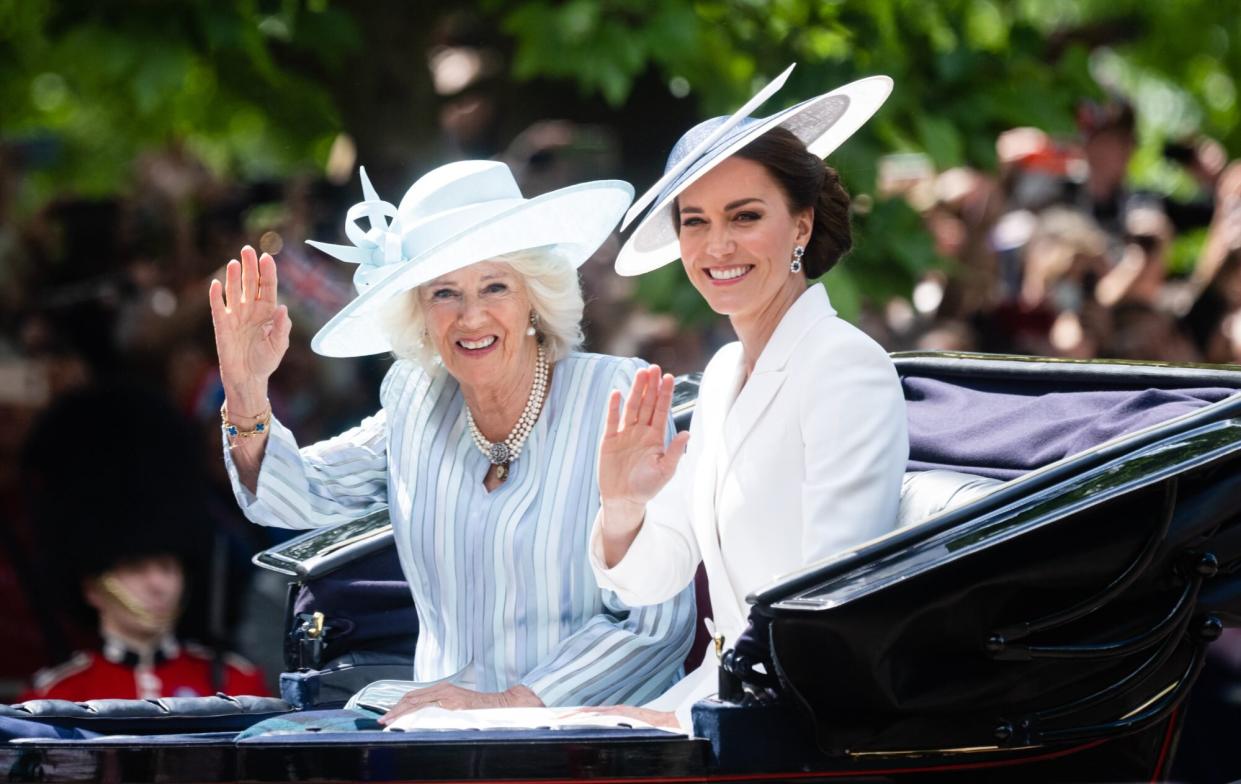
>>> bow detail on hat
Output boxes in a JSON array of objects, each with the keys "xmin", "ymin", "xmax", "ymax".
[{"xmin": 307, "ymin": 167, "xmax": 407, "ymax": 293}]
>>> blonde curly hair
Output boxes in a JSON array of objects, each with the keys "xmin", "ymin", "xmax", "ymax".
[{"xmin": 378, "ymin": 246, "xmax": 585, "ymax": 372}]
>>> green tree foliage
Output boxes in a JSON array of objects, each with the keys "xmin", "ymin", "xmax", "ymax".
[
  {"xmin": 0, "ymin": 0, "xmax": 357, "ymax": 204},
  {"xmin": 490, "ymin": 0, "xmax": 1240, "ymax": 320},
  {"xmin": 3, "ymin": 1, "xmax": 1238, "ymax": 323}
]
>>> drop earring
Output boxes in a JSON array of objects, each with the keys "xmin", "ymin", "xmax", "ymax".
[
  {"xmin": 790, "ymin": 245, "xmax": 805, "ymax": 274},
  {"xmin": 526, "ymin": 311, "xmax": 538, "ymax": 337}
]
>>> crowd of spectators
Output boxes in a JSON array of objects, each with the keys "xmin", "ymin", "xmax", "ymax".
[
  {"xmin": 0, "ymin": 141, "xmax": 390, "ymax": 697},
  {"xmin": 1, "ymin": 87, "xmax": 1239, "ymax": 703},
  {"xmin": 869, "ymin": 95, "xmax": 1241, "ymax": 368}
]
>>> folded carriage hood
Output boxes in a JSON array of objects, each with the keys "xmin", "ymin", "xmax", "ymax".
[{"xmin": 742, "ymin": 355, "xmax": 1241, "ymax": 755}]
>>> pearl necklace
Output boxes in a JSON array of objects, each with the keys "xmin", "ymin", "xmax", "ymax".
[{"xmin": 466, "ymin": 344, "xmax": 548, "ymax": 482}]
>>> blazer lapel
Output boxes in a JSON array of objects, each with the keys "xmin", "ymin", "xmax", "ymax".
[
  {"xmin": 719, "ymin": 371, "xmax": 787, "ymax": 481},
  {"xmin": 689, "ymin": 285, "xmax": 838, "ymax": 640},
  {"xmin": 717, "ymin": 285, "xmax": 835, "ymax": 480},
  {"xmin": 690, "ymin": 345, "xmax": 749, "ymax": 637},
  {"xmin": 690, "ymin": 344, "xmax": 740, "ymax": 550}
]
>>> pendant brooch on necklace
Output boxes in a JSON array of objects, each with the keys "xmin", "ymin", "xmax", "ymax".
[{"xmin": 466, "ymin": 344, "xmax": 549, "ymax": 482}]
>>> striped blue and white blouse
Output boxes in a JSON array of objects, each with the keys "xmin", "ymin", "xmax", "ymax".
[{"xmin": 224, "ymin": 352, "xmax": 695, "ymax": 706}]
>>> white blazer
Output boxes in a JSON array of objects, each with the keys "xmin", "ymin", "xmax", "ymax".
[{"xmin": 590, "ymin": 284, "xmax": 909, "ymax": 728}]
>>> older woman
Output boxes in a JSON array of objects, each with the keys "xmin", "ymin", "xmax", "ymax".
[
  {"xmin": 588, "ymin": 68, "xmax": 910, "ymax": 729},
  {"xmin": 209, "ymin": 160, "xmax": 694, "ymax": 724}
]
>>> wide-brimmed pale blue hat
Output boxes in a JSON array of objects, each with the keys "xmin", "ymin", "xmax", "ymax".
[
  {"xmin": 616, "ymin": 65, "xmax": 893, "ymax": 276},
  {"xmin": 306, "ymin": 160, "xmax": 633, "ymax": 357}
]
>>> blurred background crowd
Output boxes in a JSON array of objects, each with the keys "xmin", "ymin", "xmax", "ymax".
[{"xmin": 1, "ymin": 0, "xmax": 1240, "ymax": 704}]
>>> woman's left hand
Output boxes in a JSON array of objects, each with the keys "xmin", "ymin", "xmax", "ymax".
[
  {"xmin": 598, "ymin": 365, "xmax": 691, "ymax": 519},
  {"xmin": 377, "ymin": 683, "xmax": 544, "ymax": 725},
  {"xmin": 568, "ymin": 705, "xmax": 680, "ymax": 730}
]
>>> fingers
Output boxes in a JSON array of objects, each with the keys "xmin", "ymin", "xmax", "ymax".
[
  {"xmin": 378, "ymin": 688, "xmax": 439, "ymax": 725},
  {"xmin": 620, "ymin": 367, "xmax": 649, "ymax": 428},
  {"xmin": 273, "ymin": 304, "xmax": 292, "ymax": 349},
  {"xmin": 240, "ymin": 245, "xmax": 259, "ymax": 305},
  {"xmin": 257, "ymin": 251, "xmax": 278, "ymax": 305},
  {"xmin": 562, "ymin": 705, "xmax": 678, "ymax": 729},
  {"xmin": 635, "ymin": 365, "xmax": 661, "ymax": 426},
  {"xmin": 378, "ymin": 701, "xmax": 420, "ymax": 725},
  {"xmin": 652, "ymin": 372, "xmax": 676, "ymax": 430},
  {"xmin": 662, "ymin": 431, "xmax": 691, "ymax": 476},
  {"xmin": 208, "ymin": 278, "xmax": 226, "ymax": 319},
  {"xmin": 604, "ymin": 390, "xmax": 622, "ymax": 436},
  {"xmin": 224, "ymin": 258, "xmax": 243, "ymax": 311},
  {"xmin": 378, "ymin": 697, "xmax": 403, "ymax": 724},
  {"xmin": 614, "ymin": 368, "xmax": 675, "ymax": 437},
  {"xmin": 221, "ymin": 245, "xmax": 273, "ymax": 315}
]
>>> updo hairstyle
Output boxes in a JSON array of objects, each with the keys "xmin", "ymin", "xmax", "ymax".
[{"xmin": 734, "ymin": 126, "xmax": 854, "ymax": 278}]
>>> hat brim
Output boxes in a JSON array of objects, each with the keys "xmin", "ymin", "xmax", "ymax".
[
  {"xmin": 310, "ymin": 179, "xmax": 633, "ymax": 358},
  {"xmin": 616, "ymin": 75, "xmax": 893, "ymax": 277},
  {"xmin": 620, "ymin": 64, "xmax": 795, "ymax": 231}
]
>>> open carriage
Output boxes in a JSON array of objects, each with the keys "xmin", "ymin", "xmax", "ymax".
[{"xmin": 5, "ymin": 351, "xmax": 1241, "ymax": 782}]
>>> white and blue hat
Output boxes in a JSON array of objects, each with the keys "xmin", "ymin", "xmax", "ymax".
[
  {"xmin": 616, "ymin": 65, "xmax": 893, "ymax": 276},
  {"xmin": 306, "ymin": 160, "xmax": 633, "ymax": 357}
]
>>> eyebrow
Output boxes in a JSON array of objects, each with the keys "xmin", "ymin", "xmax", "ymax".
[
  {"xmin": 427, "ymin": 271, "xmax": 511, "ymax": 288},
  {"xmin": 678, "ymin": 197, "xmax": 767, "ymax": 214}
]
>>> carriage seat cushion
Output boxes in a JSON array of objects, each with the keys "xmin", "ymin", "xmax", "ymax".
[
  {"xmin": 898, "ymin": 469, "xmax": 1004, "ymax": 529},
  {"xmin": 2, "ymin": 695, "xmax": 293, "ymax": 735},
  {"xmin": 0, "ymin": 716, "xmax": 101, "ymax": 741}
]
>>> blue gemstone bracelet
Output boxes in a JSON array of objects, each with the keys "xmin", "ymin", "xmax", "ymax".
[{"xmin": 221, "ymin": 401, "xmax": 272, "ymax": 447}]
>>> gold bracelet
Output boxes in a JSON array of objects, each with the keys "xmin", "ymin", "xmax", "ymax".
[{"xmin": 221, "ymin": 400, "xmax": 272, "ymax": 447}]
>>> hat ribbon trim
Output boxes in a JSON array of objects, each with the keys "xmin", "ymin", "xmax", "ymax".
[{"xmin": 307, "ymin": 166, "xmax": 407, "ymax": 287}]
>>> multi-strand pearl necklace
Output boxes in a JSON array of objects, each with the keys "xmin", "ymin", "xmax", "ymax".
[{"xmin": 466, "ymin": 344, "xmax": 548, "ymax": 482}]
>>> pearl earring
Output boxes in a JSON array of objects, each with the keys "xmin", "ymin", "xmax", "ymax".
[
  {"xmin": 526, "ymin": 311, "xmax": 538, "ymax": 337},
  {"xmin": 790, "ymin": 245, "xmax": 805, "ymax": 274}
]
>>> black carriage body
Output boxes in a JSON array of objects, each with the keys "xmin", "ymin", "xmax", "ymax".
[
  {"xmin": 6, "ymin": 352, "xmax": 1241, "ymax": 782},
  {"xmin": 728, "ymin": 353, "xmax": 1241, "ymax": 780}
]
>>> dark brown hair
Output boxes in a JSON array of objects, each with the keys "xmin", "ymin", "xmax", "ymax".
[{"xmin": 733, "ymin": 126, "xmax": 853, "ymax": 277}]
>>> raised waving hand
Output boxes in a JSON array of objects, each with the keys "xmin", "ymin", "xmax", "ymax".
[
  {"xmin": 598, "ymin": 365, "xmax": 691, "ymax": 531},
  {"xmin": 207, "ymin": 245, "xmax": 291, "ymax": 412}
]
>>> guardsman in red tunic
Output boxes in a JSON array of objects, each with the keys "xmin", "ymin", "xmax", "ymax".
[
  {"xmin": 18, "ymin": 384, "xmax": 270, "ymax": 703},
  {"xmin": 20, "ymin": 555, "xmax": 268, "ymax": 701}
]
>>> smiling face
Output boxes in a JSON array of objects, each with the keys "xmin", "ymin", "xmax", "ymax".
[
  {"xmin": 420, "ymin": 260, "xmax": 537, "ymax": 390},
  {"xmin": 676, "ymin": 156, "xmax": 813, "ymax": 319}
]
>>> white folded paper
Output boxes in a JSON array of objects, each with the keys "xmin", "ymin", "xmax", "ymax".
[{"xmin": 384, "ymin": 705, "xmax": 684, "ymax": 734}]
